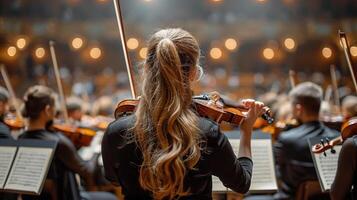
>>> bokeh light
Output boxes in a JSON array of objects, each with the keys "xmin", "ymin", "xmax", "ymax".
[
  {"xmin": 71, "ymin": 37, "xmax": 84, "ymax": 50},
  {"xmin": 127, "ymin": 38, "xmax": 139, "ymax": 50},
  {"xmin": 35, "ymin": 47, "xmax": 46, "ymax": 59},
  {"xmin": 16, "ymin": 38, "xmax": 27, "ymax": 50},
  {"xmin": 139, "ymin": 47, "xmax": 148, "ymax": 59},
  {"xmin": 322, "ymin": 47, "xmax": 332, "ymax": 59},
  {"xmin": 225, "ymin": 38, "xmax": 238, "ymax": 51},
  {"xmin": 89, "ymin": 47, "xmax": 102, "ymax": 59},
  {"xmin": 7, "ymin": 46, "xmax": 17, "ymax": 57},
  {"xmin": 350, "ymin": 46, "xmax": 357, "ymax": 57},
  {"xmin": 263, "ymin": 48, "xmax": 274, "ymax": 60},
  {"xmin": 210, "ymin": 48, "xmax": 223, "ymax": 59},
  {"xmin": 284, "ymin": 38, "xmax": 296, "ymax": 50}
]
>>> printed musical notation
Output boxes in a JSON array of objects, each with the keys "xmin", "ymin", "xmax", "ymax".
[
  {"xmin": 212, "ymin": 139, "xmax": 277, "ymax": 193},
  {"xmin": 0, "ymin": 146, "xmax": 17, "ymax": 188},
  {"xmin": 312, "ymin": 145, "xmax": 342, "ymax": 191},
  {"xmin": 4, "ymin": 147, "xmax": 53, "ymax": 193}
]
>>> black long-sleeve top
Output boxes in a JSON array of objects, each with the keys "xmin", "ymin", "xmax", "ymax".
[
  {"xmin": 330, "ymin": 135, "xmax": 357, "ymax": 200},
  {"xmin": 19, "ymin": 129, "xmax": 96, "ymax": 200},
  {"xmin": 102, "ymin": 114, "xmax": 253, "ymax": 200}
]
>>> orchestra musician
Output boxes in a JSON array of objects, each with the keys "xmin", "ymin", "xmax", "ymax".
[
  {"xmin": 101, "ymin": 28, "xmax": 267, "ymax": 199},
  {"xmin": 18, "ymin": 85, "xmax": 116, "ymax": 200},
  {"xmin": 273, "ymin": 82, "xmax": 339, "ymax": 200},
  {"xmin": 0, "ymin": 86, "xmax": 12, "ymax": 139}
]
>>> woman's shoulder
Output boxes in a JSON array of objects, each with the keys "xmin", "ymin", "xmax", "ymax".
[
  {"xmin": 197, "ymin": 117, "xmax": 221, "ymax": 140},
  {"xmin": 105, "ymin": 114, "xmax": 135, "ymax": 139}
]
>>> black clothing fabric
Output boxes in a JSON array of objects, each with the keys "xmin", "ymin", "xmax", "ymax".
[
  {"xmin": 102, "ymin": 115, "xmax": 253, "ymax": 200},
  {"xmin": 330, "ymin": 135, "xmax": 357, "ymax": 200},
  {"xmin": 19, "ymin": 129, "xmax": 96, "ymax": 200},
  {"xmin": 274, "ymin": 121, "xmax": 339, "ymax": 200},
  {"xmin": 0, "ymin": 120, "xmax": 11, "ymax": 139}
]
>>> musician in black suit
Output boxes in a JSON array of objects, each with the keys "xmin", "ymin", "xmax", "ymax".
[{"xmin": 273, "ymin": 82, "xmax": 339, "ymax": 200}]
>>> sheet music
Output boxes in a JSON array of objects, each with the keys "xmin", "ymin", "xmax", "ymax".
[
  {"xmin": 0, "ymin": 146, "xmax": 17, "ymax": 188},
  {"xmin": 312, "ymin": 145, "xmax": 341, "ymax": 191},
  {"xmin": 212, "ymin": 176, "xmax": 227, "ymax": 192},
  {"xmin": 229, "ymin": 139, "xmax": 278, "ymax": 192},
  {"xmin": 4, "ymin": 147, "xmax": 53, "ymax": 193}
]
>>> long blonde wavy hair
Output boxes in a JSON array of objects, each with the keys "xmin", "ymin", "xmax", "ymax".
[{"xmin": 134, "ymin": 28, "xmax": 201, "ymax": 200}]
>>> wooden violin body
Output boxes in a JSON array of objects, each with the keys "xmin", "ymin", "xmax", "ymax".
[
  {"xmin": 114, "ymin": 95, "xmax": 274, "ymax": 127},
  {"xmin": 51, "ymin": 123, "xmax": 96, "ymax": 147},
  {"xmin": 3, "ymin": 113, "xmax": 25, "ymax": 130}
]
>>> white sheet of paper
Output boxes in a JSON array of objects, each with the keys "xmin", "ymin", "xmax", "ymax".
[
  {"xmin": 228, "ymin": 139, "xmax": 278, "ymax": 192},
  {"xmin": 4, "ymin": 147, "xmax": 53, "ymax": 193},
  {"xmin": 0, "ymin": 146, "xmax": 17, "ymax": 189},
  {"xmin": 312, "ymin": 145, "xmax": 341, "ymax": 191}
]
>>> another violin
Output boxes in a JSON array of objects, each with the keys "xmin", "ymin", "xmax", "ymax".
[
  {"xmin": 312, "ymin": 117, "xmax": 357, "ymax": 154},
  {"xmin": 4, "ymin": 113, "xmax": 25, "ymax": 130},
  {"xmin": 51, "ymin": 123, "xmax": 96, "ymax": 147}
]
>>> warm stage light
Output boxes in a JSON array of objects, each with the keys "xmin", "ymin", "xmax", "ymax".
[
  {"xmin": 350, "ymin": 46, "xmax": 357, "ymax": 57},
  {"xmin": 322, "ymin": 47, "xmax": 332, "ymax": 59},
  {"xmin": 263, "ymin": 48, "xmax": 274, "ymax": 60},
  {"xmin": 284, "ymin": 38, "xmax": 295, "ymax": 50},
  {"xmin": 139, "ymin": 47, "xmax": 148, "ymax": 59},
  {"xmin": 16, "ymin": 38, "xmax": 27, "ymax": 50},
  {"xmin": 71, "ymin": 37, "xmax": 84, "ymax": 50},
  {"xmin": 7, "ymin": 46, "xmax": 17, "ymax": 57},
  {"xmin": 225, "ymin": 38, "xmax": 238, "ymax": 51},
  {"xmin": 210, "ymin": 48, "xmax": 222, "ymax": 59},
  {"xmin": 90, "ymin": 47, "xmax": 102, "ymax": 59},
  {"xmin": 35, "ymin": 47, "xmax": 45, "ymax": 59},
  {"xmin": 127, "ymin": 38, "xmax": 139, "ymax": 50},
  {"xmin": 257, "ymin": 0, "xmax": 266, "ymax": 3}
]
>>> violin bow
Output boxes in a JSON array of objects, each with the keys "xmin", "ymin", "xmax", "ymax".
[
  {"xmin": 49, "ymin": 41, "xmax": 70, "ymax": 123},
  {"xmin": 113, "ymin": 0, "xmax": 137, "ymax": 99},
  {"xmin": 0, "ymin": 64, "xmax": 24, "ymax": 121},
  {"xmin": 339, "ymin": 30, "xmax": 357, "ymax": 94}
]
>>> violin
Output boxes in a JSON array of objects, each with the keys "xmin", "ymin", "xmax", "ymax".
[
  {"xmin": 312, "ymin": 117, "xmax": 357, "ymax": 154},
  {"xmin": 114, "ymin": 93, "xmax": 274, "ymax": 126},
  {"xmin": 3, "ymin": 113, "xmax": 25, "ymax": 130},
  {"xmin": 51, "ymin": 123, "xmax": 96, "ymax": 147}
]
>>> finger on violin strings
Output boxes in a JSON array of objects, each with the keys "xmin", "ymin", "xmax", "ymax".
[{"xmin": 241, "ymin": 99, "xmax": 255, "ymax": 108}]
